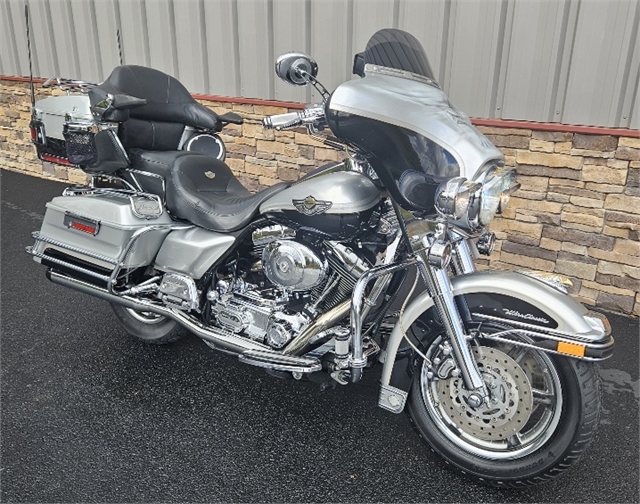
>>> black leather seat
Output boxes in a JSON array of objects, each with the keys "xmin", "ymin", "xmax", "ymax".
[
  {"xmin": 129, "ymin": 149, "xmax": 288, "ymax": 231},
  {"xmin": 91, "ymin": 65, "xmax": 221, "ymax": 135},
  {"xmin": 91, "ymin": 66, "xmax": 277, "ymax": 231}
]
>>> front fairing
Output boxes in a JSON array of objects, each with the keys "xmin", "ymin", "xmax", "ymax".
[{"xmin": 328, "ymin": 65, "xmax": 503, "ymax": 181}]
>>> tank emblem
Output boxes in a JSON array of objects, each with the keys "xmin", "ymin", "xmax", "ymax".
[
  {"xmin": 204, "ymin": 171, "xmax": 216, "ymax": 179},
  {"xmin": 293, "ymin": 195, "xmax": 332, "ymax": 216}
]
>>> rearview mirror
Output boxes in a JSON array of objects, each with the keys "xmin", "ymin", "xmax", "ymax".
[{"xmin": 275, "ymin": 53, "xmax": 318, "ymax": 86}]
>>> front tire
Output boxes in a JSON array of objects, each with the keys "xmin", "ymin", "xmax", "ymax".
[
  {"xmin": 110, "ymin": 303, "xmax": 187, "ymax": 345},
  {"xmin": 407, "ymin": 332, "xmax": 600, "ymax": 487}
]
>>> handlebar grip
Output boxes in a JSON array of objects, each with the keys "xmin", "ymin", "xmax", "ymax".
[{"xmin": 262, "ymin": 112, "xmax": 302, "ymax": 130}]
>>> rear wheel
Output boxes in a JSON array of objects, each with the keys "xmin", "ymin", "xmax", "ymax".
[
  {"xmin": 407, "ymin": 328, "xmax": 600, "ymax": 487},
  {"xmin": 110, "ymin": 303, "xmax": 186, "ymax": 344}
]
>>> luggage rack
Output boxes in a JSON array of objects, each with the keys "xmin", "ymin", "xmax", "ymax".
[
  {"xmin": 42, "ymin": 77, "xmax": 97, "ymax": 94},
  {"xmin": 63, "ymin": 184, "xmax": 165, "ymax": 220}
]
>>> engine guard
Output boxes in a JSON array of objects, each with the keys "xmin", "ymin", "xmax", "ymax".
[{"xmin": 377, "ymin": 270, "xmax": 614, "ymax": 414}]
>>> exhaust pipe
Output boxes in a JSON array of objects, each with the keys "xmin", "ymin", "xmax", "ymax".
[{"xmin": 47, "ymin": 269, "xmax": 269, "ymax": 354}]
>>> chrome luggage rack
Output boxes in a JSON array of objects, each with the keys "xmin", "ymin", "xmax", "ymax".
[
  {"xmin": 42, "ymin": 77, "xmax": 97, "ymax": 94},
  {"xmin": 63, "ymin": 184, "xmax": 165, "ymax": 220}
]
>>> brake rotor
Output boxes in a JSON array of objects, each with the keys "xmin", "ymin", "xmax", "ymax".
[{"xmin": 435, "ymin": 346, "xmax": 533, "ymax": 441}]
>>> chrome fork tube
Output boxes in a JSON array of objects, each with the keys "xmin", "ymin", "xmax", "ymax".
[
  {"xmin": 416, "ymin": 252, "xmax": 487, "ymax": 396},
  {"xmin": 451, "ymin": 237, "xmax": 476, "ymax": 275}
]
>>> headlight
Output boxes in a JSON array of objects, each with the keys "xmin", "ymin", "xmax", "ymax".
[
  {"xmin": 478, "ymin": 166, "xmax": 519, "ymax": 225},
  {"xmin": 479, "ymin": 174, "xmax": 503, "ymax": 225},
  {"xmin": 435, "ymin": 177, "xmax": 481, "ymax": 220},
  {"xmin": 458, "ymin": 165, "xmax": 519, "ymax": 230}
]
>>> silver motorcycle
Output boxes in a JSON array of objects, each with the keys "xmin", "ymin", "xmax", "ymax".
[{"xmin": 27, "ymin": 29, "xmax": 613, "ymax": 487}]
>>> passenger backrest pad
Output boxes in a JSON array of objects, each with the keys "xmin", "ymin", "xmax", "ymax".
[
  {"xmin": 119, "ymin": 118, "xmax": 184, "ymax": 151},
  {"xmin": 90, "ymin": 65, "xmax": 222, "ymax": 151}
]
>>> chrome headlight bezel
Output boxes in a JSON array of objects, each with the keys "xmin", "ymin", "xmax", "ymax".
[{"xmin": 434, "ymin": 177, "xmax": 482, "ymax": 220}]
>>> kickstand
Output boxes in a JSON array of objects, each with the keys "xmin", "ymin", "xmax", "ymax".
[{"xmin": 319, "ymin": 380, "xmax": 338, "ymax": 392}]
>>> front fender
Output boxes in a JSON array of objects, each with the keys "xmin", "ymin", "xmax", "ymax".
[{"xmin": 377, "ymin": 270, "xmax": 612, "ymax": 413}]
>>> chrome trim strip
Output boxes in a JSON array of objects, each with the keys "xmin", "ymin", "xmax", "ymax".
[
  {"xmin": 364, "ymin": 63, "xmax": 440, "ymax": 88},
  {"xmin": 27, "ymin": 246, "xmax": 111, "ymax": 282},
  {"xmin": 517, "ymin": 270, "xmax": 571, "ymax": 295},
  {"xmin": 31, "ymin": 231, "xmax": 118, "ymax": 265},
  {"xmin": 470, "ymin": 312, "xmax": 607, "ymax": 344},
  {"xmin": 477, "ymin": 326, "xmax": 613, "ymax": 362}
]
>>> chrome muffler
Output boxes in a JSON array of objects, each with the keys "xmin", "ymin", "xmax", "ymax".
[{"xmin": 44, "ymin": 271, "xmax": 253, "ymax": 350}]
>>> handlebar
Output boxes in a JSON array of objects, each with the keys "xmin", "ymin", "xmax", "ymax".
[
  {"xmin": 262, "ymin": 111, "xmax": 305, "ymax": 130},
  {"xmin": 262, "ymin": 104, "xmax": 325, "ymax": 131}
]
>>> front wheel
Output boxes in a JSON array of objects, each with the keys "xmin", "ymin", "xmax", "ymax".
[
  {"xmin": 110, "ymin": 303, "xmax": 187, "ymax": 344},
  {"xmin": 407, "ymin": 332, "xmax": 600, "ymax": 487}
]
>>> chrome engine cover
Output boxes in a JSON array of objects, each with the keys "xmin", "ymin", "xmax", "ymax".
[
  {"xmin": 158, "ymin": 273, "xmax": 199, "ymax": 311},
  {"xmin": 210, "ymin": 288, "xmax": 308, "ymax": 349},
  {"xmin": 262, "ymin": 240, "xmax": 327, "ymax": 291}
]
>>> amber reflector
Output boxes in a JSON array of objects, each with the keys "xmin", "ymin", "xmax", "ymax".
[{"xmin": 557, "ymin": 341, "xmax": 586, "ymax": 357}]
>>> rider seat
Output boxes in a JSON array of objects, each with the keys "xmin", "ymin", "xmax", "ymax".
[
  {"xmin": 90, "ymin": 65, "xmax": 287, "ymax": 232},
  {"xmin": 129, "ymin": 149, "xmax": 288, "ymax": 232}
]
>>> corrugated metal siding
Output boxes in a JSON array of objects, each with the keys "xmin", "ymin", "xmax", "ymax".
[{"xmin": 2, "ymin": 0, "xmax": 638, "ymax": 128}]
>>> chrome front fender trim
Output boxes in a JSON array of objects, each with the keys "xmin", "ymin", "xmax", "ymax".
[{"xmin": 379, "ymin": 270, "xmax": 613, "ymax": 412}]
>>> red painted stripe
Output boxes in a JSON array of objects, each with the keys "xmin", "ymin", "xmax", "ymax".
[
  {"xmin": 3, "ymin": 75, "xmax": 637, "ymax": 136},
  {"xmin": 471, "ymin": 118, "xmax": 640, "ymax": 138},
  {"xmin": 1, "ymin": 75, "xmax": 46, "ymax": 83},
  {"xmin": 192, "ymin": 93, "xmax": 306, "ymax": 110}
]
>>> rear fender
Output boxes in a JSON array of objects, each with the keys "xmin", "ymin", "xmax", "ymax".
[{"xmin": 377, "ymin": 270, "xmax": 613, "ymax": 414}]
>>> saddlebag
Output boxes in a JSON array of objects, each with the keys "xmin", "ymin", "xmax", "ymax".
[{"xmin": 28, "ymin": 192, "xmax": 174, "ymax": 284}]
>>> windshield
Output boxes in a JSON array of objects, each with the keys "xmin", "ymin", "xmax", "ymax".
[
  {"xmin": 326, "ymin": 29, "xmax": 503, "ymax": 214},
  {"xmin": 353, "ymin": 28, "xmax": 436, "ymax": 81},
  {"xmin": 326, "ymin": 67, "xmax": 503, "ymax": 213}
]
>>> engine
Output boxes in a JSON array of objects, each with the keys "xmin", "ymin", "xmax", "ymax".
[
  {"xmin": 206, "ymin": 224, "xmax": 372, "ymax": 350},
  {"xmin": 262, "ymin": 240, "xmax": 326, "ymax": 291}
]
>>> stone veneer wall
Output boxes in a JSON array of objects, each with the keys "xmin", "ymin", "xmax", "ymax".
[
  {"xmin": 475, "ymin": 127, "xmax": 640, "ymax": 316},
  {"xmin": 2, "ymin": 79, "xmax": 639, "ymax": 315}
]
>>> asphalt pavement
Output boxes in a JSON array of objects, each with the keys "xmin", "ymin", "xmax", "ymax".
[{"xmin": 1, "ymin": 169, "xmax": 639, "ymax": 503}]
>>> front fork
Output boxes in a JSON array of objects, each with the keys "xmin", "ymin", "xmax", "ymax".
[
  {"xmin": 416, "ymin": 230, "xmax": 488, "ymax": 402},
  {"xmin": 345, "ymin": 220, "xmax": 491, "ymax": 402}
]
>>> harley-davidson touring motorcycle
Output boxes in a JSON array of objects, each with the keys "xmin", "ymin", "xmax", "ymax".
[{"xmin": 26, "ymin": 29, "xmax": 613, "ymax": 486}]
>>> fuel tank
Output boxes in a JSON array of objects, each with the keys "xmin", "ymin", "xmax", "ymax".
[{"xmin": 259, "ymin": 171, "xmax": 380, "ymax": 239}]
